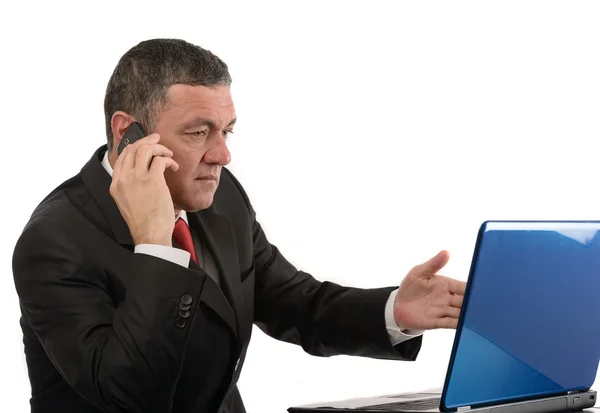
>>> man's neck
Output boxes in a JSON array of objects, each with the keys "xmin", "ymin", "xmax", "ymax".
[{"xmin": 107, "ymin": 150, "xmax": 118, "ymax": 171}]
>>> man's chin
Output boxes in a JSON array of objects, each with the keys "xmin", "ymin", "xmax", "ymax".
[{"xmin": 176, "ymin": 194, "xmax": 215, "ymax": 213}]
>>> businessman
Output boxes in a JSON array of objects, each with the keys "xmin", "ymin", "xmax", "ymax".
[{"xmin": 12, "ymin": 38, "xmax": 466, "ymax": 413}]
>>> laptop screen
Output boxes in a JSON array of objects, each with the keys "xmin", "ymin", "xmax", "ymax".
[{"xmin": 441, "ymin": 221, "xmax": 600, "ymax": 410}]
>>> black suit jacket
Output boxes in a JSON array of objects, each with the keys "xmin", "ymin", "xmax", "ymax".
[{"xmin": 12, "ymin": 145, "xmax": 422, "ymax": 413}]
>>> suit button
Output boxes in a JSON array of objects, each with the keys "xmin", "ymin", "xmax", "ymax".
[
  {"xmin": 179, "ymin": 310, "xmax": 190, "ymax": 319},
  {"xmin": 234, "ymin": 358, "xmax": 240, "ymax": 371},
  {"xmin": 181, "ymin": 294, "xmax": 193, "ymax": 305},
  {"xmin": 176, "ymin": 317, "xmax": 186, "ymax": 328},
  {"xmin": 179, "ymin": 302, "xmax": 191, "ymax": 311}
]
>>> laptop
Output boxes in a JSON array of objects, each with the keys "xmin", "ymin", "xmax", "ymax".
[{"xmin": 289, "ymin": 220, "xmax": 600, "ymax": 413}]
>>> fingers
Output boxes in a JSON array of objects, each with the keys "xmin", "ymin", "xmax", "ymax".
[
  {"xmin": 114, "ymin": 134, "xmax": 176, "ymax": 178},
  {"xmin": 414, "ymin": 250, "xmax": 450, "ymax": 278},
  {"xmin": 134, "ymin": 140, "xmax": 173, "ymax": 173},
  {"xmin": 426, "ymin": 294, "xmax": 462, "ymax": 330},
  {"xmin": 114, "ymin": 134, "xmax": 160, "ymax": 173},
  {"xmin": 128, "ymin": 134, "xmax": 160, "ymax": 169},
  {"xmin": 449, "ymin": 293, "xmax": 464, "ymax": 309},
  {"xmin": 442, "ymin": 305, "xmax": 461, "ymax": 319},
  {"xmin": 448, "ymin": 279, "xmax": 467, "ymax": 296},
  {"xmin": 150, "ymin": 155, "xmax": 180, "ymax": 176},
  {"xmin": 435, "ymin": 317, "xmax": 459, "ymax": 329},
  {"xmin": 430, "ymin": 302, "xmax": 461, "ymax": 319}
]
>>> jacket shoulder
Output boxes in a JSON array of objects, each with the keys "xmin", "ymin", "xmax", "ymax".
[
  {"xmin": 14, "ymin": 173, "xmax": 91, "ymax": 264},
  {"xmin": 24, "ymin": 173, "xmax": 89, "ymax": 232}
]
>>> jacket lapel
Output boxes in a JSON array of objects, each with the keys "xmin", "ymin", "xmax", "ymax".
[{"xmin": 188, "ymin": 208, "xmax": 243, "ymax": 338}]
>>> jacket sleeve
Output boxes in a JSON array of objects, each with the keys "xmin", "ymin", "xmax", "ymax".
[
  {"xmin": 12, "ymin": 218, "xmax": 207, "ymax": 413},
  {"xmin": 226, "ymin": 170, "xmax": 422, "ymax": 361}
]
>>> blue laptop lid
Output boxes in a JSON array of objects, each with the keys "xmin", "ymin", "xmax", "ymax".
[{"xmin": 440, "ymin": 221, "xmax": 600, "ymax": 410}]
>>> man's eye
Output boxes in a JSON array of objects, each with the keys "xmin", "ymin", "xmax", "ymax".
[
  {"xmin": 224, "ymin": 130, "xmax": 234, "ymax": 138},
  {"xmin": 191, "ymin": 130, "xmax": 208, "ymax": 137}
]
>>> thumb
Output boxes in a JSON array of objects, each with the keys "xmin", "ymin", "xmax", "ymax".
[{"xmin": 414, "ymin": 250, "xmax": 450, "ymax": 278}]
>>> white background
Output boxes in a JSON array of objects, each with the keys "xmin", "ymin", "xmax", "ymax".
[{"xmin": 1, "ymin": 1, "xmax": 599, "ymax": 412}]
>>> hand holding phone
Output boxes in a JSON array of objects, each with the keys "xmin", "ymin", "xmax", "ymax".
[{"xmin": 110, "ymin": 123, "xmax": 179, "ymax": 246}]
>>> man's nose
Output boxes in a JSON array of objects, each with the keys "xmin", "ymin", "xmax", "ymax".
[{"xmin": 204, "ymin": 136, "xmax": 231, "ymax": 166}]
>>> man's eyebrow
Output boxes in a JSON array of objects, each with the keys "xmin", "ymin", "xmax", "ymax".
[{"xmin": 181, "ymin": 116, "xmax": 237, "ymax": 130}]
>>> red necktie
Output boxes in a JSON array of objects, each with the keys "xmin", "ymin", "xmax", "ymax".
[{"xmin": 172, "ymin": 218, "xmax": 198, "ymax": 264}]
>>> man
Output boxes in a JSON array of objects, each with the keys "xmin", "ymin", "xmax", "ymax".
[{"xmin": 12, "ymin": 38, "xmax": 466, "ymax": 413}]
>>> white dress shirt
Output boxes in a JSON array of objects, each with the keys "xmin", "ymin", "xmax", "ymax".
[{"xmin": 100, "ymin": 151, "xmax": 423, "ymax": 345}]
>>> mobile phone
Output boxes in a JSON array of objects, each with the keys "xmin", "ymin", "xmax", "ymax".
[{"xmin": 117, "ymin": 122, "xmax": 147, "ymax": 156}]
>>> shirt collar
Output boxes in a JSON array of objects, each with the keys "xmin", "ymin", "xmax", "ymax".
[{"xmin": 101, "ymin": 150, "xmax": 187, "ymax": 224}]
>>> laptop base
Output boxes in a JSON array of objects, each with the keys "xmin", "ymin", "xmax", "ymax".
[{"xmin": 288, "ymin": 390, "xmax": 597, "ymax": 413}]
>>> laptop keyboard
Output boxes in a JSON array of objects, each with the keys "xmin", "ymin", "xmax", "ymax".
[{"xmin": 360, "ymin": 397, "xmax": 441, "ymax": 411}]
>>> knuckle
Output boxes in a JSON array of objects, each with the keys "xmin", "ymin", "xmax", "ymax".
[
  {"xmin": 109, "ymin": 179, "xmax": 123, "ymax": 195},
  {"xmin": 110, "ymin": 177, "xmax": 122, "ymax": 189},
  {"xmin": 154, "ymin": 145, "xmax": 168, "ymax": 155},
  {"xmin": 137, "ymin": 145, "xmax": 149, "ymax": 156},
  {"xmin": 135, "ymin": 168, "xmax": 147, "ymax": 179}
]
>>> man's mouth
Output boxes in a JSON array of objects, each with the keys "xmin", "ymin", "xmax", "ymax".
[{"xmin": 196, "ymin": 175, "xmax": 217, "ymax": 181}]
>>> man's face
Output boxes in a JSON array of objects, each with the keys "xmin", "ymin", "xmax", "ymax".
[{"xmin": 152, "ymin": 84, "xmax": 236, "ymax": 212}]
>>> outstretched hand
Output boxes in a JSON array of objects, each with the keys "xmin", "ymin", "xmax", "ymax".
[{"xmin": 393, "ymin": 250, "xmax": 466, "ymax": 330}]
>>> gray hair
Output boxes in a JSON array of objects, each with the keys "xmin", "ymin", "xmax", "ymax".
[{"xmin": 103, "ymin": 38, "xmax": 232, "ymax": 150}]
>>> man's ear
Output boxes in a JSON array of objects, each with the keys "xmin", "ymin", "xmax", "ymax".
[{"xmin": 110, "ymin": 111, "xmax": 136, "ymax": 152}]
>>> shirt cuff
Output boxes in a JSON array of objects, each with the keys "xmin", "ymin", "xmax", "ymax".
[
  {"xmin": 134, "ymin": 244, "xmax": 190, "ymax": 268},
  {"xmin": 385, "ymin": 288, "xmax": 425, "ymax": 345}
]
